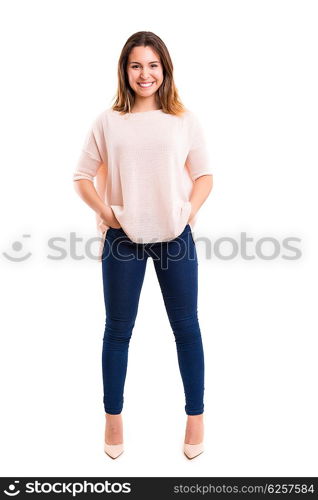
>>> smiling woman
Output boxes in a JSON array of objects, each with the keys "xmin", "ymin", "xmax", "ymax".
[{"xmin": 73, "ymin": 30, "xmax": 213, "ymax": 461}]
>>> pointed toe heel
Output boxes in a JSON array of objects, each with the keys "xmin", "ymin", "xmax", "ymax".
[
  {"xmin": 104, "ymin": 442, "xmax": 124, "ymax": 459},
  {"xmin": 183, "ymin": 442, "xmax": 204, "ymax": 459}
]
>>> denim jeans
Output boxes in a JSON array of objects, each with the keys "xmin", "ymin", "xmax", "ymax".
[{"xmin": 101, "ymin": 223, "xmax": 205, "ymax": 415}]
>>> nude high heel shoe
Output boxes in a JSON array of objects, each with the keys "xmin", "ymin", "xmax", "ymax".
[
  {"xmin": 104, "ymin": 442, "xmax": 124, "ymax": 459},
  {"xmin": 183, "ymin": 442, "xmax": 204, "ymax": 459}
]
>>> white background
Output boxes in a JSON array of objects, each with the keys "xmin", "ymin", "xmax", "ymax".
[{"xmin": 0, "ymin": 0, "xmax": 317, "ymax": 477}]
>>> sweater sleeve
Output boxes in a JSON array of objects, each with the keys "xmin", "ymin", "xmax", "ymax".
[
  {"xmin": 73, "ymin": 115, "xmax": 105, "ymax": 182},
  {"xmin": 185, "ymin": 112, "xmax": 212, "ymax": 181}
]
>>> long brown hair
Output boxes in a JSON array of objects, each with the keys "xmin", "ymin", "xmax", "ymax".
[{"xmin": 111, "ymin": 31, "xmax": 187, "ymax": 116}]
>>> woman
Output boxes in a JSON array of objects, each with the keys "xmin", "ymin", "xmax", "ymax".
[{"xmin": 73, "ymin": 31, "xmax": 213, "ymax": 460}]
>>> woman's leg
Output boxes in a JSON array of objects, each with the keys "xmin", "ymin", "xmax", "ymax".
[
  {"xmin": 101, "ymin": 230, "xmax": 148, "ymax": 415},
  {"xmin": 151, "ymin": 225, "xmax": 205, "ymax": 416}
]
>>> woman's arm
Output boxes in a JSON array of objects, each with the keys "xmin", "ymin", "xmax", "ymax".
[
  {"xmin": 73, "ymin": 114, "xmax": 121, "ymax": 229},
  {"xmin": 73, "ymin": 178, "xmax": 121, "ymax": 228},
  {"xmin": 188, "ymin": 174, "xmax": 213, "ymax": 223},
  {"xmin": 94, "ymin": 163, "xmax": 109, "ymax": 232}
]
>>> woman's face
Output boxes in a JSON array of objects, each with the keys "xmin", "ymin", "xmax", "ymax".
[{"xmin": 126, "ymin": 45, "xmax": 164, "ymax": 99}]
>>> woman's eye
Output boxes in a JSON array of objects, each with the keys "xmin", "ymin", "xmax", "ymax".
[{"xmin": 131, "ymin": 64, "xmax": 158, "ymax": 69}]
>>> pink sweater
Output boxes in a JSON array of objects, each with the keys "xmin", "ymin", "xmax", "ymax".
[{"xmin": 73, "ymin": 108, "xmax": 212, "ymax": 260}]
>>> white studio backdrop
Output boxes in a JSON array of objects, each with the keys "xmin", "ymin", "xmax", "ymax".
[{"xmin": 0, "ymin": 0, "xmax": 317, "ymax": 477}]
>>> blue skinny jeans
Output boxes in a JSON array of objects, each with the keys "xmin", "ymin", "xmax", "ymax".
[{"xmin": 101, "ymin": 223, "xmax": 205, "ymax": 416}]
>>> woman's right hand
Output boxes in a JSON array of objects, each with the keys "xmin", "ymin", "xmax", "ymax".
[{"xmin": 100, "ymin": 206, "xmax": 122, "ymax": 229}]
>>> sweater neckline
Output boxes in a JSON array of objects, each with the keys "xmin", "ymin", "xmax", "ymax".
[
  {"xmin": 130, "ymin": 109, "xmax": 163, "ymax": 114},
  {"xmin": 111, "ymin": 108, "xmax": 163, "ymax": 118}
]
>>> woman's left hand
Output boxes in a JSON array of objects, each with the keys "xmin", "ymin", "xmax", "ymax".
[{"xmin": 98, "ymin": 220, "xmax": 108, "ymax": 234}]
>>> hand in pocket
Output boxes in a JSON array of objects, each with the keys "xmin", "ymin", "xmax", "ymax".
[
  {"xmin": 99, "ymin": 207, "xmax": 122, "ymax": 230},
  {"xmin": 108, "ymin": 208, "xmax": 122, "ymax": 229}
]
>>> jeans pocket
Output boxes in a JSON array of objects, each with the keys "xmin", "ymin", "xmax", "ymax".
[{"xmin": 106, "ymin": 227, "xmax": 127, "ymax": 243}]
